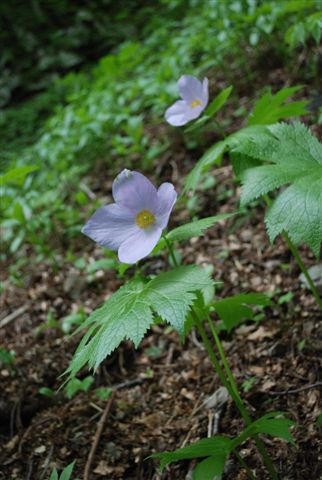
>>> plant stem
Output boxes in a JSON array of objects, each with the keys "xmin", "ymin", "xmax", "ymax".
[
  {"xmin": 263, "ymin": 194, "xmax": 322, "ymax": 311},
  {"xmin": 207, "ymin": 316, "xmax": 243, "ymax": 405},
  {"xmin": 163, "ymin": 234, "xmax": 279, "ymax": 479},
  {"xmin": 163, "ymin": 234, "xmax": 179, "ymax": 267},
  {"xmin": 283, "ymin": 232, "xmax": 322, "ymax": 310},
  {"xmin": 206, "ymin": 316, "xmax": 278, "ymax": 480},
  {"xmin": 234, "ymin": 450, "xmax": 256, "ymax": 480},
  {"xmin": 191, "ymin": 312, "xmax": 260, "ymax": 480}
]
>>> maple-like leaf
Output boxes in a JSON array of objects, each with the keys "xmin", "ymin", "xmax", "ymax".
[
  {"xmin": 232, "ymin": 121, "xmax": 322, "ymax": 257},
  {"xmin": 66, "ymin": 266, "xmax": 213, "ymax": 378}
]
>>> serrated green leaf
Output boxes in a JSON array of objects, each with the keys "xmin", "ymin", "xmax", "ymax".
[
  {"xmin": 205, "ymin": 86, "xmax": 233, "ymax": 118},
  {"xmin": 214, "ymin": 293, "xmax": 272, "ymax": 331},
  {"xmin": 184, "ymin": 117, "xmax": 281, "ymax": 194},
  {"xmin": 228, "ymin": 125, "xmax": 273, "ymax": 177},
  {"xmin": 230, "ymin": 151, "xmax": 261, "ymax": 178},
  {"xmin": 266, "ymin": 171, "xmax": 322, "ymax": 257},
  {"xmin": 240, "ymin": 164, "xmax": 301, "ymax": 205},
  {"xmin": 184, "ymin": 141, "xmax": 227, "ymax": 193},
  {"xmin": 236, "ymin": 122, "xmax": 322, "ymax": 256},
  {"xmin": 247, "ymin": 86, "xmax": 308, "ymax": 126},
  {"xmin": 193, "ymin": 454, "xmax": 227, "ymax": 480},
  {"xmin": 150, "ymin": 436, "xmax": 231, "ymax": 471},
  {"xmin": 67, "ymin": 266, "xmax": 213, "ymax": 377}
]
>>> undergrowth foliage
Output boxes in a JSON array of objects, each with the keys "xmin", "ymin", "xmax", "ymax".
[
  {"xmin": 63, "ymin": 67, "xmax": 322, "ymax": 475},
  {"xmin": 64, "ymin": 76, "xmax": 322, "ymax": 477},
  {"xmin": 1, "ymin": 1, "xmax": 322, "ymax": 478},
  {"xmin": 1, "ymin": 0, "xmax": 321, "ymax": 261}
]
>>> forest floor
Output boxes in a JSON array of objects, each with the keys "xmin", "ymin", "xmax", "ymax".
[{"xmin": 1, "ymin": 67, "xmax": 322, "ymax": 479}]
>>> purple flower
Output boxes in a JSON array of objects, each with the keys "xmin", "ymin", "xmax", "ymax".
[
  {"xmin": 165, "ymin": 75, "xmax": 209, "ymax": 126},
  {"xmin": 82, "ymin": 170, "xmax": 177, "ymax": 264}
]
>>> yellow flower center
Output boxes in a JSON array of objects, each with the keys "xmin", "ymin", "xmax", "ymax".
[
  {"xmin": 135, "ymin": 210, "xmax": 155, "ymax": 229},
  {"xmin": 190, "ymin": 99, "xmax": 202, "ymax": 108}
]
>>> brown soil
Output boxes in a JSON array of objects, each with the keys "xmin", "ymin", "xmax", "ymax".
[{"xmin": 1, "ymin": 62, "xmax": 322, "ymax": 479}]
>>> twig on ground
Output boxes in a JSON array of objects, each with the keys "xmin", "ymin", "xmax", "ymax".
[
  {"xmin": 0, "ymin": 305, "xmax": 28, "ymax": 328},
  {"xmin": 18, "ymin": 415, "xmax": 62, "ymax": 454},
  {"xmin": 269, "ymin": 381, "xmax": 322, "ymax": 396},
  {"xmin": 39, "ymin": 445, "xmax": 54, "ymax": 480},
  {"xmin": 25, "ymin": 459, "xmax": 34, "ymax": 480},
  {"xmin": 83, "ymin": 391, "xmax": 115, "ymax": 480},
  {"xmin": 165, "ymin": 343, "xmax": 175, "ymax": 365},
  {"xmin": 113, "ymin": 378, "xmax": 146, "ymax": 390}
]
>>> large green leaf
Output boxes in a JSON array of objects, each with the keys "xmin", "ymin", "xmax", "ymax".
[
  {"xmin": 154, "ymin": 213, "xmax": 237, "ymax": 253},
  {"xmin": 206, "ymin": 85, "xmax": 233, "ymax": 118},
  {"xmin": 184, "ymin": 86, "xmax": 308, "ymax": 194},
  {"xmin": 242, "ymin": 412, "xmax": 296, "ymax": 446},
  {"xmin": 193, "ymin": 454, "xmax": 228, "ymax": 479},
  {"xmin": 67, "ymin": 266, "xmax": 213, "ymax": 377},
  {"xmin": 151, "ymin": 412, "xmax": 294, "ymax": 475},
  {"xmin": 150, "ymin": 436, "xmax": 231, "ymax": 471},
  {"xmin": 167, "ymin": 213, "xmax": 237, "ymax": 242},
  {"xmin": 233, "ymin": 122, "xmax": 322, "ymax": 256},
  {"xmin": 214, "ymin": 293, "xmax": 272, "ymax": 331}
]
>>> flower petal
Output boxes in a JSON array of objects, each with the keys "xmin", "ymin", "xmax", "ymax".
[
  {"xmin": 118, "ymin": 226, "xmax": 162, "ymax": 264},
  {"xmin": 178, "ymin": 75, "xmax": 204, "ymax": 103},
  {"xmin": 112, "ymin": 169, "xmax": 158, "ymax": 214},
  {"xmin": 82, "ymin": 203, "xmax": 138, "ymax": 251},
  {"xmin": 165, "ymin": 100, "xmax": 203, "ymax": 126},
  {"xmin": 202, "ymin": 77, "xmax": 209, "ymax": 105},
  {"xmin": 155, "ymin": 182, "xmax": 177, "ymax": 229}
]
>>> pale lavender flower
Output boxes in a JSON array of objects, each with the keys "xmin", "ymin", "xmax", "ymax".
[
  {"xmin": 82, "ymin": 169, "xmax": 177, "ymax": 264},
  {"xmin": 165, "ymin": 75, "xmax": 209, "ymax": 126}
]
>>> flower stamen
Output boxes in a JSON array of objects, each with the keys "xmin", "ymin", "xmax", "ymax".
[
  {"xmin": 190, "ymin": 99, "xmax": 202, "ymax": 108},
  {"xmin": 136, "ymin": 210, "xmax": 155, "ymax": 229}
]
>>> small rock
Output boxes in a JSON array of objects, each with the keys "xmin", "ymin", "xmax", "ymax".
[
  {"xmin": 299, "ymin": 264, "xmax": 322, "ymax": 294},
  {"xmin": 251, "ymin": 276, "xmax": 262, "ymax": 288},
  {"xmin": 204, "ymin": 386, "xmax": 229, "ymax": 411},
  {"xmin": 34, "ymin": 445, "xmax": 46, "ymax": 454}
]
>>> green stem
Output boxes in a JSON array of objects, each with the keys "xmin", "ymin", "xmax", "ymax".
[
  {"xmin": 283, "ymin": 232, "xmax": 322, "ymax": 310},
  {"xmin": 207, "ymin": 316, "xmax": 244, "ymax": 405},
  {"xmin": 163, "ymin": 234, "xmax": 178, "ymax": 267},
  {"xmin": 192, "ymin": 313, "xmax": 260, "ymax": 480},
  {"xmin": 163, "ymin": 234, "xmax": 278, "ymax": 479},
  {"xmin": 263, "ymin": 194, "xmax": 322, "ymax": 311},
  {"xmin": 206, "ymin": 316, "xmax": 278, "ymax": 480},
  {"xmin": 214, "ymin": 119, "xmax": 226, "ymax": 139}
]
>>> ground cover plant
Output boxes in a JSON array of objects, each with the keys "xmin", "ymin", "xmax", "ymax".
[{"xmin": 1, "ymin": 1, "xmax": 322, "ymax": 479}]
